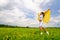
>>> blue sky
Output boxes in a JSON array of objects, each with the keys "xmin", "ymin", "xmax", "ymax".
[
  {"xmin": 0, "ymin": 0, "xmax": 60, "ymax": 27},
  {"xmin": 40, "ymin": 0, "xmax": 60, "ymax": 17},
  {"xmin": 50, "ymin": 0, "xmax": 60, "ymax": 16}
]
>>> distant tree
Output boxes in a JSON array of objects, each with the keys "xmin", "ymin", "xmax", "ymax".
[{"xmin": 26, "ymin": 26, "xmax": 29, "ymax": 28}]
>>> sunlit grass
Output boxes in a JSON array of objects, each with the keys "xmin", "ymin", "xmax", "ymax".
[{"xmin": 0, "ymin": 28, "xmax": 60, "ymax": 40}]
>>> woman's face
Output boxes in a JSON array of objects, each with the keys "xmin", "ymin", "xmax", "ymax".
[
  {"xmin": 40, "ymin": 13, "xmax": 42, "ymax": 15},
  {"xmin": 40, "ymin": 12, "xmax": 44, "ymax": 15}
]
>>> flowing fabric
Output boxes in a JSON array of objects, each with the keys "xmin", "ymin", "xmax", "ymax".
[{"xmin": 37, "ymin": 9, "xmax": 51, "ymax": 24}]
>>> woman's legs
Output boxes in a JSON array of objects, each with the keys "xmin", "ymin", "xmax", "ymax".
[
  {"xmin": 43, "ymin": 27, "xmax": 49, "ymax": 35},
  {"xmin": 40, "ymin": 26, "xmax": 43, "ymax": 32},
  {"xmin": 40, "ymin": 26, "xmax": 43, "ymax": 35},
  {"xmin": 39, "ymin": 20, "xmax": 43, "ymax": 35},
  {"xmin": 42, "ymin": 27, "xmax": 47, "ymax": 32},
  {"xmin": 39, "ymin": 21, "xmax": 49, "ymax": 35}
]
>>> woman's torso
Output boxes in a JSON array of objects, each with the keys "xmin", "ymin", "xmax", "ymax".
[{"xmin": 40, "ymin": 14, "xmax": 43, "ymax": 20}]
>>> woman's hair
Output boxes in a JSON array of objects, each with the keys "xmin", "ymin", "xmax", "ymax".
[
  {"xmin": 41, "ymin": 12, "xmax": 45, "ymax": 17},
  {"xmin": 41, "ymin": 12, "xmax": 44, "ymax": 14}
]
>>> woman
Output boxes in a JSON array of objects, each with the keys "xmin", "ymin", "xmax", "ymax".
[{"xmin": 39, "ymin": 12, "xmax": 49, "ymax": 35}]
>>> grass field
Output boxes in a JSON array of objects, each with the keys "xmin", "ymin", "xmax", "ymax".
[{"xmin": 0, "ymin": 28, "xmax": 60, "ymax": 40}]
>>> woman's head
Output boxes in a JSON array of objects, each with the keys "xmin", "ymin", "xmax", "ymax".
[
  {"xmin": 40, "ymin": 12, "xmax": 45, "ymax": 17},
  {"xmin": 41, "ymin": 12, "xmax": 44, "ymax": 15}
]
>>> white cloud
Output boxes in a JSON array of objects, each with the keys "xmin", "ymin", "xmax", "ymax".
[
  {"xmin": 58, "ymin": 10, "xmax": 60, "ymax": 13},
  {"xmin": 0, "ymin": 0, "xmax": 9, "ymax": 6},
  {"xmin": 22, "ymin": 0, "xmax": 42, "ymax": 13},
  {"xmin": 34, "ymin": 0, "xmax": 51, "ymax": 5},
  {"xmin": 0, "ymin": 0, "xmax": 52, "ymax": 27},
  {"xmin": 51, "ymin": 16, "xmax": 60, "ymax": 23},
  {"xmin": 48, "ymin": 16, "xmax": 60, "ymax": 27}
]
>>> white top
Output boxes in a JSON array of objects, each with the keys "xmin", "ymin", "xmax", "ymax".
[{"xmin": 40, "ymin": 15, "xmax": 43, "ymax": 20}]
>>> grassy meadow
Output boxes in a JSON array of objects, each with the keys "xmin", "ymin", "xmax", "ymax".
[{"xmin": 0, "ymin": 27, "xmax": 60, "ymax": 40}]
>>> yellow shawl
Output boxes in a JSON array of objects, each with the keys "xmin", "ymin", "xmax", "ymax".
[{"xmin": 37, "ymin": 9, "xmax": 51, "ymax": 24}]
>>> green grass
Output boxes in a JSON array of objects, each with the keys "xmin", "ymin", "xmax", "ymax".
[{"xmin": 0, "ymin": 28, "xmax": 60, "ymax": 40}]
